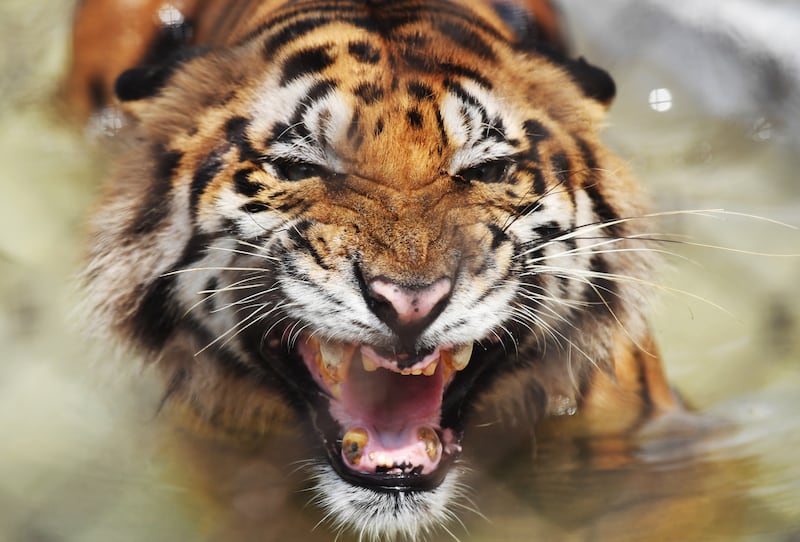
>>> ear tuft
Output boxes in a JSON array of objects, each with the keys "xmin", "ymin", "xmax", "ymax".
[
  {"xmin": 562, "ymin": 56, "xmax": 616, "ymax": 106},
  {"xmin": 114, "ymin": 47, "xmax": 206, "ymax": 102}
]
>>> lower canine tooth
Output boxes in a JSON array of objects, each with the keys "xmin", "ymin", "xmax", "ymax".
[
  {"xmin": 342, "ymin": 428, "xmax": 369, "ymax": 466},
  {"xmin": 417, "ymin": 427, "xmax": 442, "ymax": 461}
]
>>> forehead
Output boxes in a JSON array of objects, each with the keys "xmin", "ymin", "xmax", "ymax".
[{"xmin": 247, "ymin": 19, "xmax": 527, "ymax": 182}]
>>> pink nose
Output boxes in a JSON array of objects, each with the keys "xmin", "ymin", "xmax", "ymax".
[{"xmin": 368, "ymin": 277, "xmax": 452, "ymax": 324}]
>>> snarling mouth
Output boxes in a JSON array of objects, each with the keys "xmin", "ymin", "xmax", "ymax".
[{"xmin": 297, "ymin": 338, "xmax": 475, "ymax": 490}]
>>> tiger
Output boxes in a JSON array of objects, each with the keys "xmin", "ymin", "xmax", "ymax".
[{"xmin": 68, "ymin": 0, "xmax": 683, "ymax": 539}]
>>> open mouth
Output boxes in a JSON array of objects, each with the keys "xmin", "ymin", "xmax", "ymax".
[{"xmin": 296, "ymin": 337, "xmax": 475, "ymax": 490}]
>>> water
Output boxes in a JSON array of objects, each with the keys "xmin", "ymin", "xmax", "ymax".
[{"xmin": 1, "ymin": 1, "xmax": 798, "ymax": 541}]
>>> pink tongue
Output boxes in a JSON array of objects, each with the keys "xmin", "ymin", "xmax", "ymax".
[{"xmin": 338, "ymin": 359, "xmax": 446, "ymax": 475}]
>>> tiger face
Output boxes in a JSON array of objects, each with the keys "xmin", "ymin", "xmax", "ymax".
[{"xmin": 80, "ymin": 0, "xmax": 668, "ymax": 538}]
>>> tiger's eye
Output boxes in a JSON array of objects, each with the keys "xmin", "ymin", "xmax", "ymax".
[
  {"xmin": 452, "ymin": 159, "xmax": 511, "ymax": 184},
  {"xmin": 269, "ymin": 157, "xmax": 332, "ymax": 181}
]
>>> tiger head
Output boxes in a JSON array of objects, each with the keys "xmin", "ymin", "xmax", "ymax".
[{"xmin": 83, "ymin": 0, "xmax": 654, "ymax": 538}]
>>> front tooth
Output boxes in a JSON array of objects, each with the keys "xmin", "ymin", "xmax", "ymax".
[
  {"xmin": 411, "ymin": 369, "xmax": 423, "ymax": 376},
  {"xmin": 450, "ymin": 343, "xmax": 473, "ymax": 371}
]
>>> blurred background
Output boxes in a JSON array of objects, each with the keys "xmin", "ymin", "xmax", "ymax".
[{"xmin": 0, "ymin": 0, "xmax": 798, "ymax": 540}]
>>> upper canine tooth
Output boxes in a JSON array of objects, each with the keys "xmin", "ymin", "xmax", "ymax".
[
  {"xmin": 450, "ymin": 343, "xmax": 473, "ymax": 371},
  {"xmin": 361, "ymin": 351, "xmax": 379, "ymax": 372},
  {"xmin": 318, "ymin": 339, "xmax": 355, "ymax": 381}
]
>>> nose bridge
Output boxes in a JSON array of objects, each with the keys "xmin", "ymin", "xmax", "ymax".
[
  {"xmin": 346, "ymin": 176, "xmax": 455, "ymax": 284},
  {"xmin": 385, "ymin": 187, "xmax": 448, "ymax": 268}
]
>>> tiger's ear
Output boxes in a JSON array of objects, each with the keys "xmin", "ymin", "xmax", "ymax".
[
  {"xmin": 489, "ymin": 0, "xmax": 616, "ymax": 108},
  {"xmin": 560, "ymin": 56, "xmax": 617, "ymax": 107},
  {"xmin": 115, "ymin": 47, "xmax": 206, "ymax": 102}
]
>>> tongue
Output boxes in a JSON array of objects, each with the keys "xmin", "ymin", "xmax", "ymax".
[{"xmin": 336, "ymin": 354, "xmax": 447, "ymax": 475}]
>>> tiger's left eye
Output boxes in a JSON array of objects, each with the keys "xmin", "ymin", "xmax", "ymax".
[
  {"xmin": 453, "ymin": 159, "xmax": 511, "ymax": 184},
  {"xmin": 269, "ymin": 158, "xmax": 332, "ymax": 181}
]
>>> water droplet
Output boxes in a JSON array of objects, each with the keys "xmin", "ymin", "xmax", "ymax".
[
  {"xmin": 553, "ymin": 395, "xmax": 578, "ymax": 416},
  {"xmin": 157, "ymin": 4, "xmax": 185, "ymax": 27},
  {"xmin": 751, "ymin": 117, "xmax": 773, "ymax": 141},
  {"xmin": 648, "ymin": 88, "xmax": 673, "ymax": 113}
]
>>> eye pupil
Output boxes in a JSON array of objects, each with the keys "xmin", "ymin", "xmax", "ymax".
[
  {"xmin": 453, "ymin": 159, "xmax": 510, "ymax": 184},
  {"xmin": 269, "ymin": 158, "xmax": 330, "ymax": 181}
]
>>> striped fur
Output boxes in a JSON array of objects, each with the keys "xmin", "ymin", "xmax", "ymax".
[{"xmin": 72, "ymin": 1, "xmax": 680, "ymax": 539}]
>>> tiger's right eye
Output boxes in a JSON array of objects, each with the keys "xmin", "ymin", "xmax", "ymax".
[
  {"xmin": 452, "ymin": 159, "xmax": 511, "ymax": 184},
  {"xmin": 268, "ymin": 157, "xmax": 332, "ymax": 181}
]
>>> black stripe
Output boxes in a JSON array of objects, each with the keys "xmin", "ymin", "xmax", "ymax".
[
  {"xmin": 434, "ymin": 109, "xmax": 449, "ymax": 148},
  {"xmin": 550, "ymin": 153, "xmax": 571, "ymax": 189},
  {"xmin": 348, "ymin": 40, "xmax": 382, "ymax": 64},
  {"xmin": 517, "ymin": 164, "xmax": 546, "ymax": 195},
  {"xmin": 550, "ymin": 152, "xmax": 576, "ymax": 206},
  {"xmin": 130, "ymin": 145, "xmax": 181, "ymax": 235},
  {"xmin": 288, "ymin": 220, "xmax": 330, "ymax": 270},
  {"xmin": 353, "ymin": 81, "xmax": 384, "ymax": 105},
  {"xmin": 133, "ymin": 276, "xmax": 178, "ymax": 350},
  {"xmin": 274, "ymin": 79, "xmax": 337, "ymax": 143},
  {"xmin": 263, "ymin": 15, "xmax": 376, "ymax": 58},
  {"xmin": 191, "ymin": 149, "xmax": 225, "ymax": 215},
  {"xmin": 348, "ymin": 109, "xmax": 365, "ymax": 150},
  {"xmin": 403, "ymin": 55, "xmax": 492, "ymax": 89},
  {"xmin": 522, "ymin": 119, "xmax": 550, "ymax": 162},
  {"xmin": 576, "ymin": 138, "xmax": 620, "ymax": 234},
  {"xmin": 233, "ymin": 168, "xmax": 262, "ymax": 197},
  {"xmin": 533, "ymin": 221, "xmax": 563, "ymax": 241},
  {"xmin": 257, "ymin": 4, "xmax": 367, "ymax": 51},
  {"xmin": 225, "ymin": 116, "xmax": 260, "ymax": 163},
  {"xmin": 280, "ymin": 46, "xmax": 335, "ymax": 85},
  {"xmin": 435, "ymin": 20, "xmax": 495, "ymax": 60},
  {"xmin": 131, "ymin": 232, "xmax": 215, "ymax": 350},
  {"xmin": 584, "ymin": 255, "xmax": 618, "ymax": 316},
  {"xmin": 203, "ymin": 277, "xmax": 218, "ymax": 313},
  {"xmin": 486, "ymin": 223, "xmax": 509, "ymax": 250},
  {"xmin": 406, "ymin": 108, "xmax": 424, "ymax": 129},
  {"xmin": 407, "ymin": 80, "xmax": 435, "ymax": 101}
]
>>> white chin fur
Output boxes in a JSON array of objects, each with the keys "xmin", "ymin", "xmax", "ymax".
[{"xmin": 307, "ymin": 462, "xmax": 468, "ymax": 541}]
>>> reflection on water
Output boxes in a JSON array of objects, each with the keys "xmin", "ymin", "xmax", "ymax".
[{"xmin": 1, "ymin": 1, "xmax": 799, "ymax": 541}]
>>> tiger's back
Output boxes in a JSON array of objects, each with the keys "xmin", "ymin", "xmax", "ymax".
[{"xmin": 69, "ymin": 1, "xmax": 687, "ymax": 539}]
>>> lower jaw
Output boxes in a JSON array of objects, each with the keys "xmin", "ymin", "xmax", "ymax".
[{"xmin": 324, "ymin": 437, "xmax": 461, "ymax": 492}]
